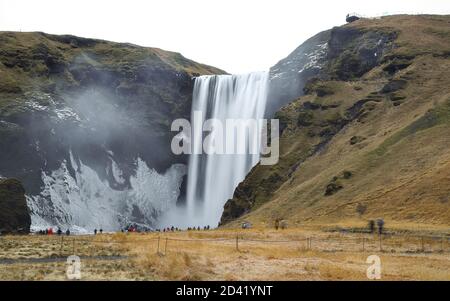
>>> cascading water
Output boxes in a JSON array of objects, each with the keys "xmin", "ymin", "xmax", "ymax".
[{"xmin": 185, "ymin": 72, "xmax": 269, "ymax": 228}]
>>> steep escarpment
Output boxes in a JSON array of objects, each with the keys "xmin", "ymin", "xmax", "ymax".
[
  {"xmin": 0, "ymin": 32, "xmax": 225, "ymax": 231},
  {"xmin": 222, "ymin": 15, "xmax": 450, "ymax": 227},
  {"xmin": 0, "ymin": 178, "xmax": 31, "ymax": 233},
  {"xmin": 267, "ymin": 20, "xmax": 397, "ymax": 117},
  {"xmin": 266, "ymin": 29, "xmax": 330, "ymax": 117}
]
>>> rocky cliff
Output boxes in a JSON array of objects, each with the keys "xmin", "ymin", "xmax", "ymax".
[
  {"xmin": 0, "ymin": 178, "xmax": 31, "ymax": 233},
  {"xmin": 0, "ymin": 32, "xmax": 225, "ymax": 231},
  {"xmin": 222, "ymin": 15, "xmax": 450, "ymax": 228}
]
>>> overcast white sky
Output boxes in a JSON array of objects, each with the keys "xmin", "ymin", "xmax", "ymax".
[{"xmin": 1, "ymin": 0, "xmax": 449, "ymax": 73}]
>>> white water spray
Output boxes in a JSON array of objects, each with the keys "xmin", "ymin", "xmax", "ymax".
[{"xmin": 27, "ymin": 152, "xmax": 186, "ymax": 233}]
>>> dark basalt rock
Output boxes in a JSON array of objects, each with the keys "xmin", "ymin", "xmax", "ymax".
[
  {"xmin": 303, "ymin": 78, "xmax": 335, "ymax": 97},
  {"xmin": 350, "ymin": 135, "xmax": 366, "ymax": 145},
  {"xmin": 327, "ymin": 27, "xmax": 397, "ymax": 80},
  {"xmin": 303, "ymin": 101, "xmax": 322, "ymax": 110},
  {"xmin": 383, "ymin": 58, "xmax": 412, "ymax": 75},
  {"xmin": 381, "ymin": 80, "xmax": 407, "ymax": 93},
  {"xmin": 0, "ymin": 178, "xmax": 31, "ymax": 234}
]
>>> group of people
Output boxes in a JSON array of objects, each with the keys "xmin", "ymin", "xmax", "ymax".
[
  {"xmin": 154, "ymin": 226, "xmax": 181, "ymax": 232},
  {"xmin": 39, "ymin": 228, "xmax": 105, "ymax": 235},
  {"xmin": 187, "ymin": 225, "xmax": 211, "ymax": 231},
  {"xmin": 36, "ymin": 228, "xmax": 70, "ymax": 236},
  {"xmin": 151, "ymin": 225, "xmax": 211, "ymax": 232},
  {"xmin": 93, "ymin": 229, "xmax": 103, "ymax": 235},
  {"xmin": 36, "ymin": 225, "xmax": 213, "ymax": 235}
]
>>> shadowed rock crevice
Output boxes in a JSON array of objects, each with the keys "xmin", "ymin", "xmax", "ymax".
[{"xmin": 0, "ymin": 178, "xmax": 31, "ymax": 234}]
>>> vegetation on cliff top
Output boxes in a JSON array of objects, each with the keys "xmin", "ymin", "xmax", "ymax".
[{"xmin": 0, "ymin": 31, "xmax": 225, "ymax": 115}]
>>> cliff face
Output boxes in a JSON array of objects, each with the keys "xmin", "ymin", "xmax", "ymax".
[
  {"xmin": 0, "ymin": 32, "xmax": 225, "ymax": 231},
  {"xmin": 266, "ymin": 21, "xmax": 397, "ymax": 117},
  {"xmin": 0, "ymin": 178, "xmax": 31, "ymax": 234},
  {"xmin": 221, "ymin": 15, "xmax": 450, "ymax": 227},
  {"xmin": 266, "ymin": 29, "xmax": 330, "ymax": 117}
]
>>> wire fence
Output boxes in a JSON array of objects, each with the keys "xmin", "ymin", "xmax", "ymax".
[
  {"xmin": 51, "ymin": 232, "xmax": 450, "ymax": 257},
  {"xmin": 2, "ymin": 232, "xmax": 449, "ymax": 260}
]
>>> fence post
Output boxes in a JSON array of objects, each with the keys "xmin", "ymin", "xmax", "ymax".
[
  {"xmin": 90, "ymin": 236, "xmax": 94, "ymax": 257},
  {"xmin": 60, "ymin": 236, "xmax": 64, "ymax": 257},
  {"xmin": 73, "ymin": 239, "xmax": 75, "ymax": 255},
  {"xmin": 164, "ymin": 238, "xmax": 168, "ymax": 255},
  {"xmin": 379, "ymin": 235, "xmax": 382, "ymax": 252},
  {"xmin": 362, "ymin": 236, "xmax": 365, "ymax": 252},
  {"xmin": 157, "ymin": 236, "xmax": 160, "ymax": 254},
  {"xmin": 421, "ymin": 236, "xmax": 424, "ymax": 252},
  {"xmin": 235, "ymin": 234, "xmax": 239, "ymax": 251}
]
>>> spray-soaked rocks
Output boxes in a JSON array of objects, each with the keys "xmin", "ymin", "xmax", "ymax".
[{"xmin": 0, "ymin": 178, "xmax": 31, "ymax": 234}]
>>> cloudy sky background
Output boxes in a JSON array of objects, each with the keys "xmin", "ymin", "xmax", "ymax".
[{"xmin": 1, "ymin": 0, "xmax": 449, "ymax": 73}]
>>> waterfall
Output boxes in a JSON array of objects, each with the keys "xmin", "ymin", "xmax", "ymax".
[{"xmin": 185, "ymin": 72, "xmax": 269, "ymax": 228}]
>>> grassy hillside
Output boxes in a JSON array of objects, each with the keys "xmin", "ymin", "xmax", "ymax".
[
  {"xmin": 0, "ymin": 31, "xmax": 225, "ymax": 123},
  {"xmin": 0, "ymin": 31, "xmax": 225, "ymax": 125},
  {"xmin": 222, "ymin": 15, "xmax": 450, "ymax": 230}
]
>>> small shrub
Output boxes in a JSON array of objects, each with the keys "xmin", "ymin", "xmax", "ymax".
[
  {"xmin": 356, "ymin": 203, "xmax": 367, "ymax": 216},
  {"xmin": 274, "ymin": 219, "xmax": 279, "ymax": 230},
  {"xmin": 297, "ymin": 110, "xmax": 314, "ymax": 127},
  {"xmin": 368, "ymin": 220, "xmax": 375, "ymax": 233},
  {"xmin": 350, "ymin": 136, "xmax": 365, "ymax": 145},
  {"xmin": 342, "ymin": 170, "xmax": 353, "ymax": 179},
  {"xmin": 325, "ymin": 182, "xmax": 343, "ymax": 196}
]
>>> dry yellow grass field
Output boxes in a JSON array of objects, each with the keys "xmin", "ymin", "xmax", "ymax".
[{"xmin": 0, "ymin": 227, "xmax": 448, "ymax": 281}]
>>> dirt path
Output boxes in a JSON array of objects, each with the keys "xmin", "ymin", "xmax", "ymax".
[{"xmin": 0, "ymin": 255, "xmax": 127, "ymax": 265}]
